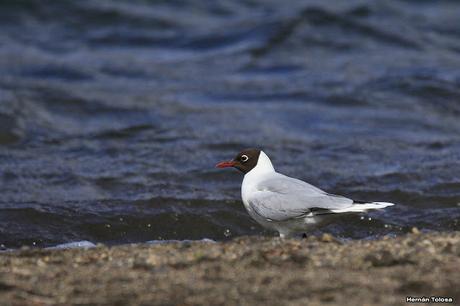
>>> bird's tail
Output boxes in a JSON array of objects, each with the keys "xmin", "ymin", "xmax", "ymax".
[{"xmin": 330, "ymin": 202, "xmax": 394, "ymax": 213}]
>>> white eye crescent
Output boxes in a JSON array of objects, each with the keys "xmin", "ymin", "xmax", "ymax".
[{"xmin": 241, "ymin": 155, "xmax": 249, "ymax": 162}]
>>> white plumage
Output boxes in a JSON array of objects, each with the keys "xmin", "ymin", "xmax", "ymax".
[{"xmin": 240, "ymin": 151, "xmax": 394, "ymax": 238}]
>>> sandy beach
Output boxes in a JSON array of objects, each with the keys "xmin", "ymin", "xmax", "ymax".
[{"xmin": 0, "ymin": 231, "xmax": 458, "ymax": 306}]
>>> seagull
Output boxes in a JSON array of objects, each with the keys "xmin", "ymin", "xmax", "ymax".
[{"xmin": 216, "ymin": 148, "xmax": 394, "ymax": 238}]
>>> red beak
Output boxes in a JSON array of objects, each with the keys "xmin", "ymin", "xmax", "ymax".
[{"xmin": 216, "ymin": 161, "xmax": 236, "ymax": 168}]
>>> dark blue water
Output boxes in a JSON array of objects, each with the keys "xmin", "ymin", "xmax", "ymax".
[{"xmin": 1, "ymin": 0, "xmax": 460, "ymax": 248}]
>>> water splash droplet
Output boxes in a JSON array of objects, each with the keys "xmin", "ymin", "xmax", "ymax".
[{"xmin": 224, "ymin": 229, "xmax": 231, "ymax": 237}]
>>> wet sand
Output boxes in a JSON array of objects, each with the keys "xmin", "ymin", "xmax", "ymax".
[{"xmin": 0, "ymin": 231, "xmax": 458, "ymax": 306}]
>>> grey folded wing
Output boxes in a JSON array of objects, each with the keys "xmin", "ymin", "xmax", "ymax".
[{"xmin": 247, "ymin": 174, "xmax": 354, "ymax": 222}]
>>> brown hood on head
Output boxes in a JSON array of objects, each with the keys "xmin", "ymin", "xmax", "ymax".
[{"xmin": 216, "ymin": 148, "xmax": 261, "ymax": 174}]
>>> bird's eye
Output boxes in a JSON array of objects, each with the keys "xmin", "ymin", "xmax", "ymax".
[{"xmin": 241, "ymin": 155, "xmax": 249, "ymax": 162}]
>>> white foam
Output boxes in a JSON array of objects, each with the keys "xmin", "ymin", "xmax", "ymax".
[
  {"xmin": 146, "ymin": 238, "xmax": 216, "ymax": 245},
  {"xmin": 50, "ymin": 240, "xmax": 97, "ymax": 249}
]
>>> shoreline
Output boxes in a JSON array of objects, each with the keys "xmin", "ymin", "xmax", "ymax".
[{"xmin": 0, "ymin": 231, "xmax": 458, "ymax": 305}]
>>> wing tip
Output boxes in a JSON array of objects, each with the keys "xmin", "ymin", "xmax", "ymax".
[
  {"xmin": 331, "ymin": 201, "xmax": 395, "ymax": 213},
  {"xmin": 372, "ymin": 201, "xmax": 395, "ymax": 207}
]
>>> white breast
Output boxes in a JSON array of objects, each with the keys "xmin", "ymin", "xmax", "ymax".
[{"xmin": 241, "ymin": 151, "xmax": 276, "ymax": 221}]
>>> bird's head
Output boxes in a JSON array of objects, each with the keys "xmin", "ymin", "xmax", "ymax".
[{"xmin": 216, "ymin": 148, "xmax": 261, "ymax": 174}]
